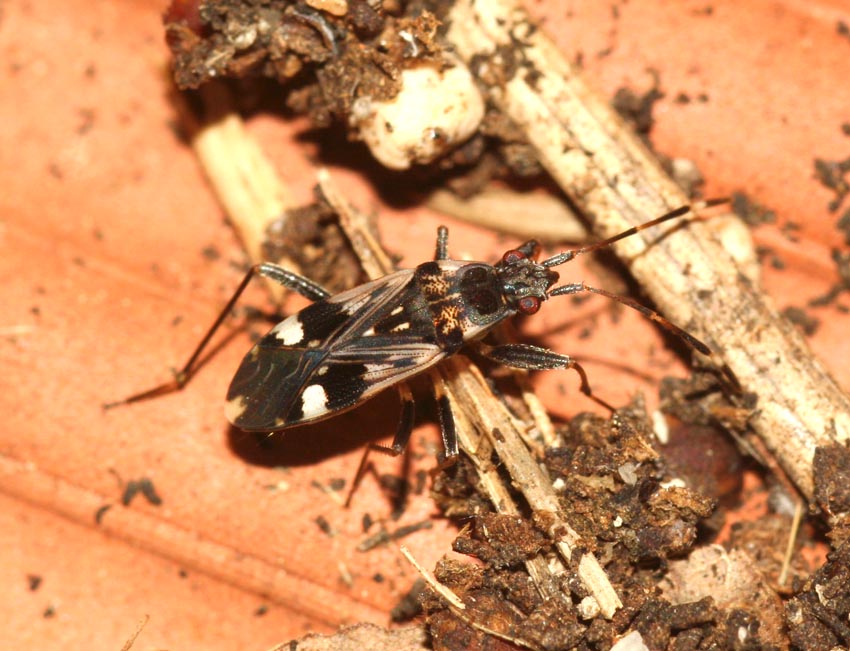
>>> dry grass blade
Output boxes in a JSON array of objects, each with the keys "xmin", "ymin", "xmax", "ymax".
[
  {"xmin": 399, "ymin": 545, "xmax": 466, "ymax": 611},
  {"xmin": 181, "ymin": 82, "xmax": 300, "ymax": 297},
  {"xmin": 427, "ymin": 187, "xmax": 588, "ymax": 242}
]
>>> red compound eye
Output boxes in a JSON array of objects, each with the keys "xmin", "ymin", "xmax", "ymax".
[
  {"xmin": 502, "ymin": 249, "xmax": 526, "ymax": 264},
  {"xmin": 517, "ymin": 296, "xmax": 541, "ymax": 315}
]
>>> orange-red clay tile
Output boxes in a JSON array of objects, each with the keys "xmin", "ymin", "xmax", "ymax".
[{"xmin": 2, "ymin": 0, "xmax": 850, "ymax": 649}]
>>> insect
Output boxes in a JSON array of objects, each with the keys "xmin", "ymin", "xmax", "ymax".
[{"xmin": 109, "ymin": 199, "xmax": 724, "ymax": 465}]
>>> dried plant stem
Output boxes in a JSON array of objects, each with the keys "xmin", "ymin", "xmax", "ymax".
[
  {"xmin": 446, "ymin": 0, "xmax": 850, "ymax": 500},
  {"xmin": 188, "ymin": 83, "xmax": 295, "ymax": 264},
  {"xmin": 438, "ymin": 357, "xmax": 622, "ymax": 617},
  {"xmin": 401, "ymin": 546, "xmax": 543, "ymax": 651},
  {"xmin": 184, "ymin": 82, "xmax": 298, "ymax": 298},
  {"xmin": 399, "ymin": 545, "xmax": 466, "ymax": 611},
  {"xmin": 778, "ymin": 499, "xmax": 804, "ymax": 587},
  {"xmin": 317, "ymin": 169, "xmax": 395, "ymax": 277},
  {"xmin": 427, "ymin": 187, "xmax": 588, "ymax": 242},
  {"xmin": 119, "ymin": 615, "xmax": 149, "ymax": 651}
]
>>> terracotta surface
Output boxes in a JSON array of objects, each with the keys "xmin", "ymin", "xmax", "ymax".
[{"xmin": 3, "ymin": 0, "xmax": 850, "ymax": 648}]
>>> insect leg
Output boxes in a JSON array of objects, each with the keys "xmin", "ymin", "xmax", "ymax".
[
  {"xmin": 104, "ymin": 263, "xmax": 331, "ymax": 408},
  {"xmin": 422, "ymin": 228, "xmax": 464, "ymax": 466},
  {"xmin": 475, "ymin": 342, "xmax": 616, "ymax": 411},
  {"xmin": 429, "ymin": 369, "xmax": 458, "ymax": 467},
  {"xmin": 435, "ymin": 226, "xmax": 449, "ymax": 261},
  {"xmin": 345, "ymin": 383, "xmax": 417, "ymax": 507},
  {"xmin": 254, "ymin": 262, "xmax": 331, "ymax": 302}
]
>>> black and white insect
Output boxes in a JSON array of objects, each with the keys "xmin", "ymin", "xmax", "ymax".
[{"xmin": 111, "ymin": 200, "xmax": 722, "ymax": 465}]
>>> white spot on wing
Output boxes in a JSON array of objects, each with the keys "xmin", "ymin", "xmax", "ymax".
[
  {"xmin": 225, "ymin": 395, "xmax": 248, "ymax": 424},
  {"xmin": 271, "ymin": 315, "xmax": 304, "ymax": 346},
  {"xmin": 301, "ymin": 384, "xmax": 329, "ymax": 419}
]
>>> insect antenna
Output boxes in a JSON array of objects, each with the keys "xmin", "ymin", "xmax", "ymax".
[
  {"xmin": 544, "ymin": 198, "xmax": 728, "ymax": 355},
  {"xmin": 540, "ymin": 198, "xmax": 727, "ymax": 268},
  {"xmin": 550, "ymin": 282, "xmax": 710, "ymax": 354}
]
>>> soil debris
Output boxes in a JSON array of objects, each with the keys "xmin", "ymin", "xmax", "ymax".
[{"xmin": 423, "ymin": 401, "xmax": 780, "ymax": 650}]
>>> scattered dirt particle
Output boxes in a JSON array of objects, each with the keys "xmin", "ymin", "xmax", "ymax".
[
  {"xmin": 263, "ymin": 196, "xmax": 368, "ymax": 294},
  {"xmin": 809, "ymin": 248, "xmax": 850, "ymax": 307},
  {"xmin": 390, "ymin": 578, "xmax": 425, "ymax": 622},
  {"xmin": 782, "ymin": 305, "xmax": 820, "ymax": 336},
  {"xmin": 612, "ymin": 79, "xmax": 663, "ymax": 140},
  {"xmin": 814, "ymin": 154, "xmax": 850, "ymax": 213},
  {"xmin": 814, "ymin": 445, "xmax": 850, "ymax": 547},
  {"xmin": 837, "ymin": 207, "xmax": 850, "ymax": 246},
  {"xmin": 121, "ymin": 477, "xmax": 162, "ymax": 506},
  {"xmin": 328, "ymin": 477, "xmax": 346, "ymax": 492},
  {"xmin": 315, "ymin": 514, "xmax": 335, "ymax": 537},
  {"xmin": 201, "ymin": 244, "xmax": 220, "ymax": 260},
  {"xmin": 611, "ymin": 79, "xmax": 705, "ymax": 197},
  {"xmin": 730, "ymin": 191, "xmax": 776, "ymax": 226},
  {"xmin": 786, "ymin": 540, "xmax": 850, "ymax": 650}
]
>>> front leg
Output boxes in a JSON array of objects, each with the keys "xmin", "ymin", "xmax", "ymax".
[
  {"xmin": 255, "ymin": 262, "xmax": 331, "ymax": 301},
  {"xmin": 475, "ymin": 342, "xmax": 615, "ymax": 411}
]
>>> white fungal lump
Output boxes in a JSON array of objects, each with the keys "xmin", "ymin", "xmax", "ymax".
[{"xmin": 351, "ymin": 56, "xmax": 485, "ymax": 170}]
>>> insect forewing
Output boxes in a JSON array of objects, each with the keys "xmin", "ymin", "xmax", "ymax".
[{"xmin": 225, "ymin": 269, "xmax": 447, "ymax": 430}]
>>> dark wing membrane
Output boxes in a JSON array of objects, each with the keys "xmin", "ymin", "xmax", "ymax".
[
  {"xmin": 225, "ymin": 347, "xmax": 326, "ymax": 431},
  {"xmin": 320, "ymin": 338, "xmax": 446, "ymax": 407},
  {"xmin": 264, "ymin": 269, "xmax": 417, "ymax": 349},
  {"xmin": 226, "ymin": 269, "xmax": 444, "ymax": 430}
]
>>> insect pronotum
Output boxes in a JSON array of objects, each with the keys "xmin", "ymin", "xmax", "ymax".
[{"xmin": 108, "ymin": 199, "xmax": 725, "ymax": 467}]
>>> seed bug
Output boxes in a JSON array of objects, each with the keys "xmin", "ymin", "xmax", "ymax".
[{"xmin": 107, "ymin": 199, "xmax": 725, "ymax": 468}]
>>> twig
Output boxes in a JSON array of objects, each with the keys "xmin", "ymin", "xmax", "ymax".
[
  {"xmin": 438, "ymin": 357, "xmax": 622, "ymax": 617},
  {"xmin": 778, "ymin": 499, "xmax": 804, "ymax": 587},
  {"xmin": 516, "ymin": 375, "xmax": 559, "ymax": 448},
  {"xmin": 317, "ymin": 168, "xmax": 395, "ymax": 278},
  {"xmin": 119, "ymin": 615, "xmax": 149, "ymax": 651},
  {"xmin": 427, "ymin": 187, "xmax": 588, "ymax": 242},
  {"xmin": 445, "ymin": 0, "xmax": 850, "ymax": 500},
  {"xmin": 399, "ymin": 545, "xmax": 466, "ymax": 611},
  {"xmin": 0, "ymin": 324, "xmax": 34, "ymax": 337},
  {"xmin": 181, "ymin": 82, "xmax": 300, "ymax": 299},
  {"xmin": 400, "ymin": 546, "xmax": 544, "ymax": 651},
  {"xmin": 358, "ymin": 520, "xmax": 433, "ymax": 552}
]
